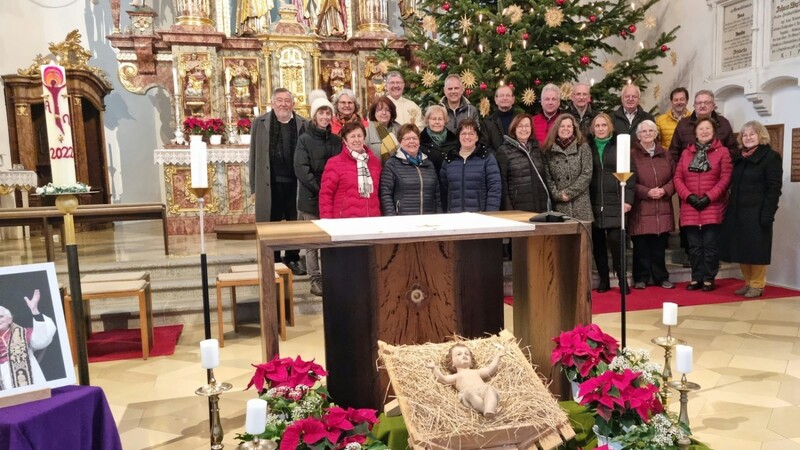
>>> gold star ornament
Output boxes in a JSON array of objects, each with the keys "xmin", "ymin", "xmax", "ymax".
[
  {"xmin": 422, "ymin": 15, "xmax": 437, "ymax": 34},
  {"xmin": 544, "ymin": 7, "xmax": 564, "ymax": 28},
  {"xmin": 460, "ymin": 69, "xmax": 477, "ymax": 89},
  {"xmin": 670, "ymin": 50, "xmax": 678, "ymax": 66},
  {"xmin": 559, "ymin": 82, "xmax": 573, "ymax": 100},
  {"xmin": 479, "ymin": 97, "xmax": 491, "ymax": 117},
  {"xmin": 421, "ymin": 70, "xmax": 439, "ymax": 88},
  {"xmin": 504, "ymin": 51, "xmax": 514, "ymax": 71},
  {"xmin": 556, "ymin": 42, "xmax": 574, "ymax": 55},
  {"xmin": 644, "ymin": 16, "xmax": 656, "ymax": 29},
  {"xmin": 522, "ymin": 88, "xmax": 537, "ymax": 106},
  {"xmin": 504, "ymin": 5, "xmax": 523, "ymax": 24},
  {"xmin": 602, "ymin": 60, "xmax": 616, "ymax": 73},
  {"xmin": 460, "ymin": 15, "xmax": 473, "ymax": 34}
]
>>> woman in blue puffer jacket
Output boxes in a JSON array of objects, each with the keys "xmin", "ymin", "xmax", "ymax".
[{"xmin": 440, "ymin": 119, "xmax": 502, "ymax": 212}]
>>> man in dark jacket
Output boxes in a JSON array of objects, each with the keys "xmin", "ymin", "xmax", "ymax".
[
  {"xmin": 249, "ymin": 87, "xmax": 307, "ymax": 275},
  {"xmin": 440, "ymin": 74, "xmax": 479, "ymax": 133},
  {"xmin": 612, "ymin": 84, "xmax": 654, "ymax": 137},
  {"xmin": 480, "ymin": 85, "xmax": 516, "ymax": 152},
  {"xmin": 565, "ymin": 82, "xmax": 597, "ymax": 139},
  {"xmin": 668, "ymin": 89, "xmax": 737, "ymax": 163}
]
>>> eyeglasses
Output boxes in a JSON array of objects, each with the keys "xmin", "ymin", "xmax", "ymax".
[
  {"xmin": 401, "ymin": 136, "xmax": 420, "ymax": 142},
  {"xmin": 694, "ymin": 101, "xmax": 714, "ymax": 106},
  {"xmin": 637, "ymin": 129, "xmax": 656, "ymax": 134},
  {"xmin": 338, "ymin": 101, "xmax": 355, "ymax": 105},
  {"xmin": 460, "ymin": 131, "xmax": 477, "ymax": 136}
]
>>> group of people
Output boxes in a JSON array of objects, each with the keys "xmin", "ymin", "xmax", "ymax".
[{"xmin": 249, "ymin": 73, "xmax": 783, "ymax": 299}]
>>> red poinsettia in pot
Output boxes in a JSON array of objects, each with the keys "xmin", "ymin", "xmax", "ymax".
[
  {"xmin": 237, "ymin": 118, "xmax": 252, "ymax": 145},
  {"xmin": 551, "ymin": 323, "xmax": 619, "ymax": 400},
  {"xmin": 205, "ymin": 118, "xmax": 225, "ymax": 145},
  {"xmin": 183, "ymin": 117, "xmax": 206, "ymax": 143}
]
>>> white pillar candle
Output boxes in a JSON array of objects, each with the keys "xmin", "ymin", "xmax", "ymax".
[
  {"xmin": 41, "ymin": 64, "xmax": 77, "ymax": 187},
  {"xmin": 172, "ymin": 67, "xmax": 180, "ymax": 94},
  {"xmin": 200, "ymin": 339, "xmax": 219, "ymax": 369},
  {"xmin": 253, "ymin": 106, "xmax": 260, "ymax": 116},
  {"xmin": 245, "ymin": 398, "xmax": 268, "ymax": 435},
  {"xmin": 224, "ymin": 67, "xmax": 231, "ymax": 95},
  {"xmin": 662, "ymin": 302, "xmax": 678, "ymax": 326},
  {"xmin": 675, "ymin": 344, "xmax": 693, "ymax": 374},
  {"xmin": 616, "ymin": 134, "xmax": 631, "ymax": 173},
  {"xmin": 190, "ymin": 140, "xmax": 208, "ymax": 188}
]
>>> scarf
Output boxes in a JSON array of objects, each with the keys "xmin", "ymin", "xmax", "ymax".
[
  {"xmin": 337, "ymin": 112, "xmax": 363, "ymax": 127},
  {"xmin": 348, "ymin": 146, "xmax": 373, "ymax": 198},
  {"xmin": 0, "ymin": 324, "xmax": 33, "ymax": 390},
  {"xmin": 427, "ymin": 128, "xmax": 448, "ymax": 147},
  {"xmin": 688, "ymin": 141, "xmax": 712, "ymax": 173},
  {"xmin": 741, "ymin": 146, "xmax": 758, "ymax": 158},
  {"xmin": 401, "ymin": 148, "xmax": 422, "ymax": 166},
  {"xmin": 594, "ymin": 136, "xmax": 612, "ymax": 162},
  {"xmin": 556, "ymin": 135, "xmax": 576, "ymax": 150},
  {"xmin": 376, "ymin": 123, "xmax": 399, "ymax": 164}
]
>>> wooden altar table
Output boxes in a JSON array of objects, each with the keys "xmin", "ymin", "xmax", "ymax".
[{"xmin": 256, "ymin": 211, "xmax": 592, "ymax": 408}]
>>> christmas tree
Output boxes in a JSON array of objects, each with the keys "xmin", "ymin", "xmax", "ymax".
[{"xmin": 381, "ymin": 0, "xmax": 678, "ymax": 115}]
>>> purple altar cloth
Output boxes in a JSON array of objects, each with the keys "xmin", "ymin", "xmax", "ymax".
[{"xmin": 0, "ymin": 385, "xmax": 122, "ymax": 450}]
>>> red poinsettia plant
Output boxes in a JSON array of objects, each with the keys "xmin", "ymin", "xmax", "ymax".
[
  {"xmin": 183, "ymin": 117, "xmax": 206, "ymax": 136},
  {"xmin": 551, "ymin": 323, "xmax": 619, "ymax": 383},
  {"xmin": 578, "ymin": 368, "xmax": 665, "ymax": 438},
  {"xmin": 237, "ymin": 118, "xmax": 252, "ymax": 134},
  {"xmin": 205, "ymin": 118, "xmax": 225, "ymax": 136},
  {"xmin": 239, "ymin": 355, "xmax": 388, "ymax": 450}
]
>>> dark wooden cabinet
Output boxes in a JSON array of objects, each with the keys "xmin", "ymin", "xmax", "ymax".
[{"xmin": 3, "ymin": 69, "xmax": 113, "ymax": 206}]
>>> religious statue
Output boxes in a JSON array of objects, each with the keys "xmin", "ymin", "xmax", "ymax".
[
  {"xmin": 316, "ymin": 0, "xmax": 346, "ymax": 37},
  {"xmin": 426, "ymin": 344, "xmax": 503, "ymax": 418},
  {"xmin": 322, "ymin": 61, "xmax": 349, "ymax": 96},
  {"xmin": 181, "ymin": 53, "xmax": 212, "ymax": 99},
  {"xmin": 398, "ymin": 0, "xmax": 417, "ymax": 18},
  {"xmin": 364, "ymin": 58, "xmax": 388, "ymax": 98},
  {"xmin": 291, "ymin": 0, "xmax": 318, "ymax": 29},
  {"xmin": 229, "ymin": 59, "xmax": 258, "ymax": 101},
  {"xmin": 238, "ymin": 0, "xmax": 274, "ymax": 36}
]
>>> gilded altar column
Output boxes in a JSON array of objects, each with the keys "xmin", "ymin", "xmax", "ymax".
[
  {"xmin": 262, "ymin": 47, "xmax": 273, "ymax": 103},
  {"xmin": 174, "ymin": 0, "xmax": 214, "ymax": 27},
  {"xmin": 311, "ymin": 47, "xmax": 321, "ymax": 90},
  {"xmin": 355, "ymin": 0, "xmax": 390, "ymax": 36}
]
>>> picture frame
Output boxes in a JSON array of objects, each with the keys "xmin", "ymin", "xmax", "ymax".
[{"xmin": 0, "ymin": 262, "xmax": 75, "ymax": 399}]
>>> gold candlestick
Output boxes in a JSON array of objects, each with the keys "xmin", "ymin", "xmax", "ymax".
[
  {"xmin": 196, "ymin": 369, "xmax": 233, "ymax": 449},
  {"xmin": 237, "ymin": 437, "xmax": 277, "ymax": 449},
  {"xmin": 667, "ymin": 374, "xmax": 701, "ymax": 427},
  {"xmin": 651, "ymin": 325, "xmax": 685, "ymax": 405}
]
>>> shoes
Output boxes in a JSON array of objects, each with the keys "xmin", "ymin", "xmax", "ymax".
[
  {"xmin": 744, "ymin": 287, "xmax": 763, "ymax": 298},
  {"xmin": 310, "ymin": 281, "xmax": 323, "ymax": 297},
  {"xmin": 596, "ymin": 281, "xmax": 610, "ymax": 293},
  {"xmin": 702, "ymin": 281, "xmax": 715, "ymax": 292},
  {"xmin": 284, "ymin": 260, "xmax": 307, "ymax": 276},
  {"xmin": 734, "ymin": 284, "xmax": 750, "ymax": 296},
  {"xmin": 686, "ymin": 281, "xmax": 701, "ymax": 291},
  {"xmin": 660, "ymin": 281, "xmax": 675, "ymax": 289},
  {"xmin": 633, "ymin": 281, "xmax": 646, "ymax": 290}
]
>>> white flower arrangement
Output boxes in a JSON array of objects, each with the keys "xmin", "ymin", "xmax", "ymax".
[
  {"xmin": 615, "ymin": 412, "xmax": 689, "ymax": 449},
  {"xmin": 608, "ymin": 347, "xmax": 663, "ymax": 386},
  {"xmin": 35, "ymin": 182, "xmax": 91, "ymax": 195}
]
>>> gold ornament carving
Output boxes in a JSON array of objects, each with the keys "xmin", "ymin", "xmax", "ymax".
[
  {"xmin": 17, "ymin": 54, "xmax": 52, "ymax": 77},
  {"xmin": 118, "ymin": 63, "xmax": 144, "ymax": 94},
  {"xmin": 15, "ymin": 104, "xmax": 29, "ymax": 116}
]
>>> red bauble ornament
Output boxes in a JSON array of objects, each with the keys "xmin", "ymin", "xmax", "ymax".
[
  {"xmin": 439, "ymin": 62, "xmax": 448, "ymax": 71},
  {"xmin": 589, "ymin": 15, "xmax": 597, "ymax": 23},
  {"xmin": 442, "ymin": 2, "xmax": 450, "ymax": 11},
  {"xmin": 534, "ymin": 78, "xmax": 541, "ymax": 86},
  {"xmin": 628, "ymin": 25, "xmax": 637, "ymax": 33},
  {"xmin": 496, "ymin": 24, "xmax": 507, "ymax": 35},
  {"xmin": 507, "ymin": 82, "xmax": 514, "ymax": 90},
  {"xmin": 465, "ymin": 89, "xmax": 473, "ymax": 96},
  {"xmin": 479, "ymin": 82, "xmax": 488, "ymax": 91},
  {"xmin": 660, "ymin": 44, "xmax": 669, "ymax": 52},
  {"xmin": 580, "ymin": 55, "xmax": 590, "ymax": 66},
  {"xmin": 556, "ymin": 0, "xmax": 566, "ymax": 5},
  {"xmin": 620, "ymin": 30, "xmax": 627, "ymax": 38},
  {"xmin": 522, "ymin": 32, "xmax": 530, "ymax": 40}
]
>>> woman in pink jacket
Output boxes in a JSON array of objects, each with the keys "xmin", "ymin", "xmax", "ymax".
[
  {"xmin": 673, "ymin": 117, "xmax": 732, "ymax": 291},
  {"xmin": 319, "ymin": 121, "xmax": 382, "ymax": 218}
]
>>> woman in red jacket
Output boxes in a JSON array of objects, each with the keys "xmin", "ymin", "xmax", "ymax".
[
  {"xmin": 673, "ymin": 117, "xmax": 732, "ymax": 291},
  {"xmin": 319, "ymin": 121, "xmax": 382, "ymax": 218}
]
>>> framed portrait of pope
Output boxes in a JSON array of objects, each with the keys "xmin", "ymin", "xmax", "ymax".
[{"xmin": 0, "ymin": 262, "xmax": 75, "ymax": 400}]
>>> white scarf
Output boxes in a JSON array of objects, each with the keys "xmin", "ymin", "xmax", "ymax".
[{"xmin": 349, "ymin": 147, "xmax": 373, "ymax": 198}]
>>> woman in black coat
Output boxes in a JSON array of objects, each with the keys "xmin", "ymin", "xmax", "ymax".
[
  {"xmin": 588, "ymin": 113, "xmax": 634, "ymax": 293},
  {"xmin": 380, "ymin": 124, "xmax": 442, "ymax": 215},
  {"xmin": 720, "ymin": 120, "xmax": 782, "ymax": 298},
  {"xmin": 419, "ymin": 105, "xmax": 459, "ymax": 173},
  {"xmin": 440, "ymin": 119, "xmax": 501, "ymax": 212},
  {"xmin": 496, "ymin": 114, "xmax": 549, "ymax": 212}
]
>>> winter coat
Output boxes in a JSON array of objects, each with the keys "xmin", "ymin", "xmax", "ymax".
[
  {"xmin": 655, "ymin": 109, "xmax": 690, "ymax": 149},
  {"xmin": 480, "ymin": 110, "xmax": 514, "ymax": 152},
  {"xmin": 496, "ymin": 136, "xmax": 550, "ymax": 212},
  {"xmin": 612, "ymin": 106, "xmax": 654, "ymax": 137},
  {"xmin": 533, "ymin": 112, "xmax": 561, "ymax": 146},
  {"xmin": 673, "ymin": 139, "xmax": 733, "ymax": 226},
  {"xmin": 439, "ymin": 96, "xmax": 479, "ymax": 133},
  {"xmin": 440, "ymin": 144, "xmax": 501, "ymax": 212},
  {"xmin": 589, "ymin": 136, "xmax": 635, "ymax": 229},
  {"xmin": 365, "ymin": 120, "xmax": 400, "ymax": 163},
  {"xmin": 668, "ymin": 111, "xmax": 737, "ymax": 163},
  {"xmin": 294, "ymin": 123, "xmax": 342, "ymax": 216},
  {"xmin": 379, "ymin": 150, "xmax": 442, "ymax": 216},
  {"xmin": 564, "ymin": 103, "xmax": 598, "ymax": 139},
  {"xmin": 628, "ymin": 141, "xmax": 675, "ymax": 236},
  {"xmin": 249, "ymin": 112, "xmax": 307, "ymax": 221},
  {"xmin": 419, "ymin": 127, "xmax": 459, "ymax": 173},
  {"xmin": 720, "ymin": 145, "xmax": 782, "ymax": 264},
  {"xmin": 544, "ymin": 141, "xmax": 594, "ymax": 222},
  {"xmin": 319, "ymin": 146, "xmax": 382, "ymax": 219}
]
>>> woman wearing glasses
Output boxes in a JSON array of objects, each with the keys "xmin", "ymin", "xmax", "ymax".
[
  {"xmin": 543, "ymin": 114, "xmax": 593, "ymax": 222},
  {"xmin": 496, "ymin": 114, "xmax": 549, "ymax": 212},
  {"xmin": 379, "ymin": 124, "xmax": 441, "ymax": 215},
  {"xmin": 439, "ymin": 119, "xmax": 501, "ymax": 212}
]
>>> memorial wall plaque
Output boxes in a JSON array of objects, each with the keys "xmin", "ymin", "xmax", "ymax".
[
  {"xmin": 721, "ymin": 0, "xmax": 753, "ymax": 72},
  {"xmin": 792, "ymin": 128, "xmax": 800, "ymax": 182},
  {"xmin": 771, "ymin": 0, "xmax": 800, "ymax": 61},
  {"xmin": 767, "ymin": 124, "xmax": 784, "ymax": 157}
]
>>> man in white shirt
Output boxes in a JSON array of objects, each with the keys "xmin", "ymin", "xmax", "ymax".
[{"xmin": 385, "ymin": 71, "xmax": 424, "ymax": 129}]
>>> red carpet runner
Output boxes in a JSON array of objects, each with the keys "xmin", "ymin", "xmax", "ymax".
[
  {"xmin": 87, "ymin": 324, "xmax": 183, "ymax": 363},
  {"xmin": 503, "ymin": 278, "xmax": 800, "ymax": 314}
]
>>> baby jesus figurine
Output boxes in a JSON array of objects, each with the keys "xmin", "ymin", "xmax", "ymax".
[{"xmin": 427, "ymin": 344, "xmax": 503, "ymax": 418}]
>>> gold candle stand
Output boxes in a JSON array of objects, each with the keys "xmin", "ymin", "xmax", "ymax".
[
  {"xmin": 196, "ymin": 369, "xmax": 232, "ymax": 449},
  {"xmin": 651, "ymin": 326, "xmax": 686, "ymax": 405},
  {"xmin": 237, "ymin": 437, "xmax": 277, "ymax": 449},
  {"xmin": 667, "ymin": 374, "xmax": 701, "ymax": 427}
]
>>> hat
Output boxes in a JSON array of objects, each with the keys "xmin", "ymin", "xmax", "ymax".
[{"xmin": 310, "ymin": 97, "xmax": 334, "ymax": 118}]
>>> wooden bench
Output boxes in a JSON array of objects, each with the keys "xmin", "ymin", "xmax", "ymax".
[
  {"xmin": 230, "ymin": 262, "xmax": 294, "ymax": 327},
  {"xmin": 216, "ymin": 270, "xmax": 290, "ymax": 346},
  {"xmin": 0, "ymin": 202, "xmax": 169, "ymax": 261}
]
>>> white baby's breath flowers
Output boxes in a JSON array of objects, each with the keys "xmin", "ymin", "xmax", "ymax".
[{"xmin": 608, "ymin": 348, "xmax": 663, "ymax": 386}]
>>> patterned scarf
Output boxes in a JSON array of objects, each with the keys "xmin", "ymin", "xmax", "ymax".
[
  {"xmin": 401, "ymin": 148, "xmax": 422, "ymax": 166},
  {"xmin": 688, "ymin": 141, "xmax": 712, "ymax": 173},
  {"xmin": 348, "ymin": 147, "xmax": 373, "ymax": 198},
  {"xmin": 556, "ymin": 135, "xmax": 576, "ymax": 150},
  {"xmin": 0, "ymin": 324, "xmax": 33, "ymax": 390},
  {"xmin": 427, "ymin": 128, "xmax": 448, "ymax": 147},
  {"xmin": 376, "ymin": 123, "xmax": 399, "ymax": 164},
  {"xmin": 741, "ymin": 146, "xmax": 758, "ymax": 158}
]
